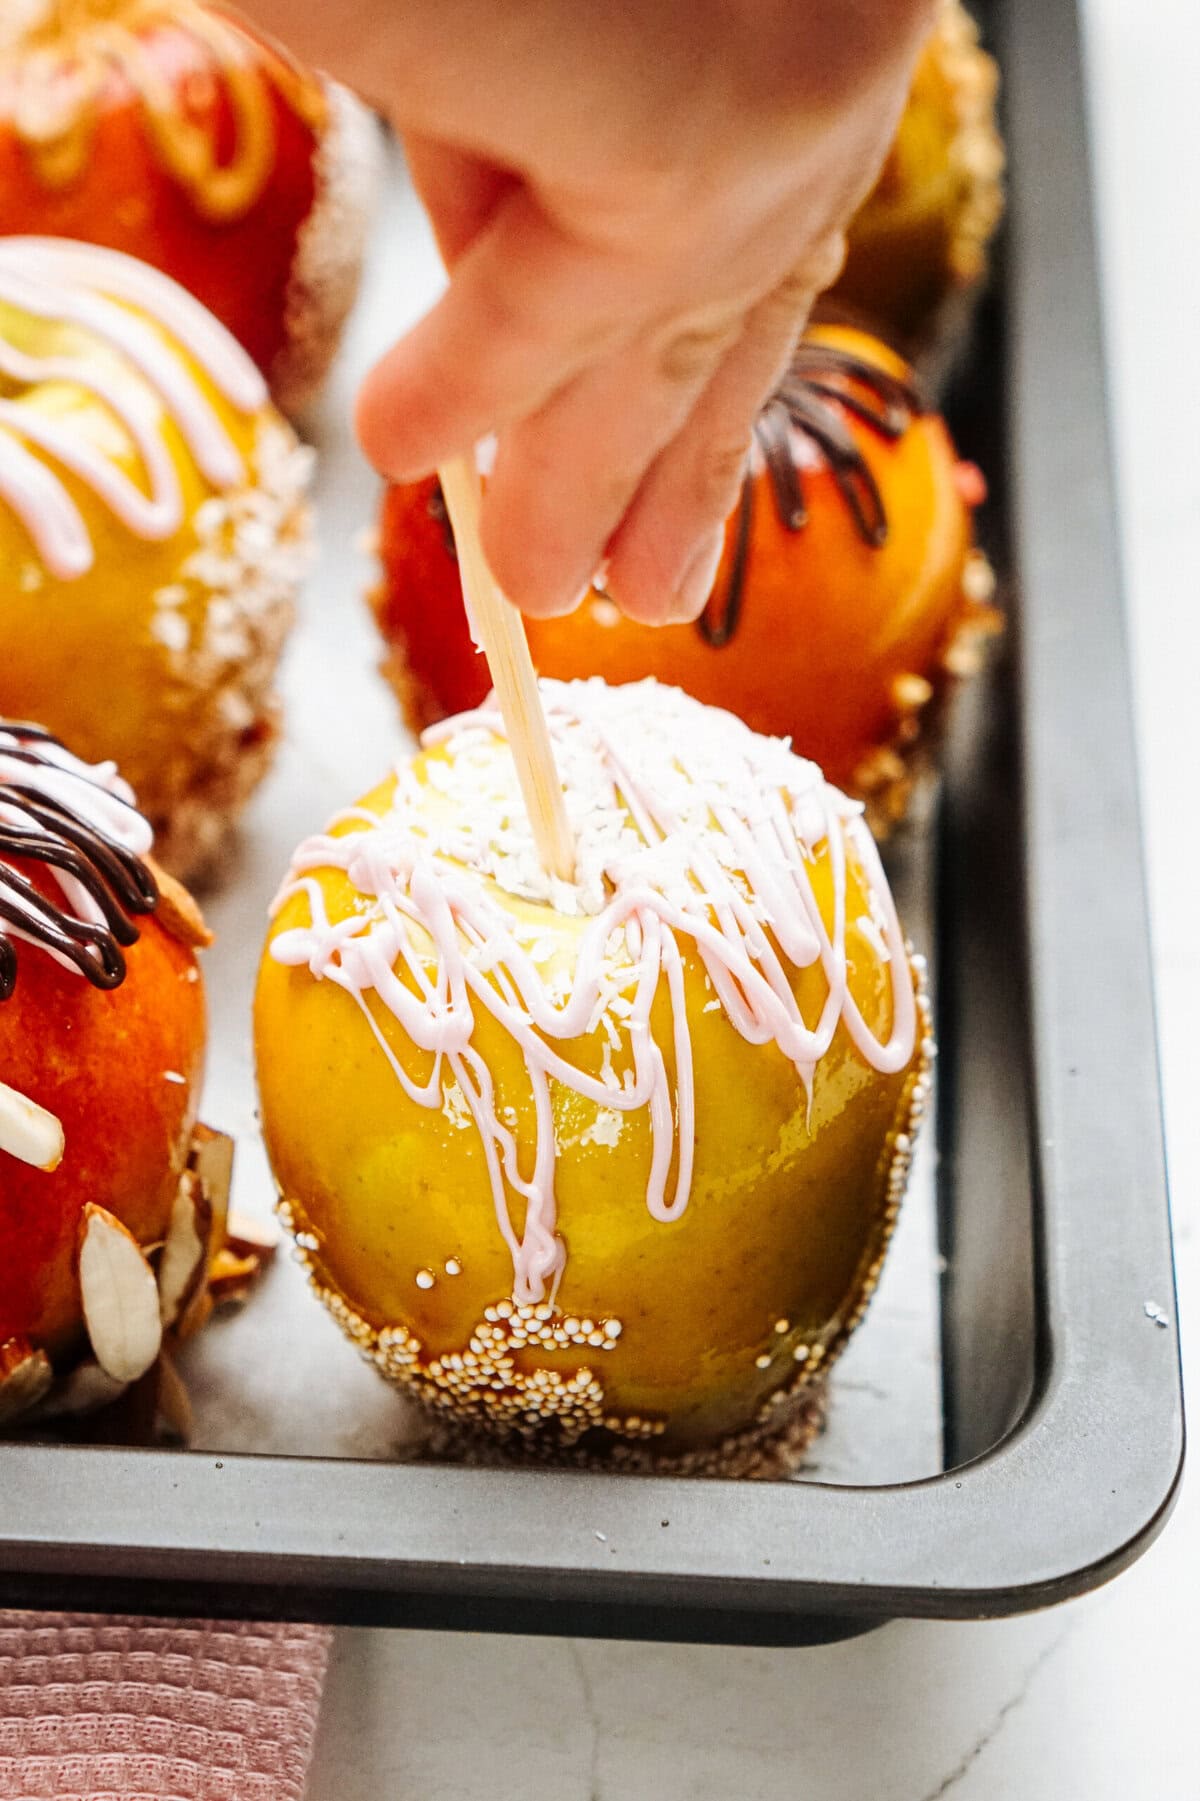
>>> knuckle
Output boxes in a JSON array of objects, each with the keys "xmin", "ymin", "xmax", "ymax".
[
  {"xmin": 691, "ymin": 434, "xmax": 754, "ymax": 513},
  {"xmin": 770, "ymin": 265, "xmax": 820, "ymax": 315},
  {"xmin": 653, "ymin": 307, "xmax": 744, "ymax": 386}
]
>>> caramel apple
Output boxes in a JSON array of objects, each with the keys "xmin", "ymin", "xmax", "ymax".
[
  {"xmin": 828, "ymin": 0, "xmax": 1005, "ymax": 365},
  {"xmin": 0, "ymin": 719, "xmax": 254, "ymax": 1428},
  {"xmin": 0, "ymin": 237, "xmax": 312, "ymax": 878},
  {"xmin": 255, "ymin": 680, "xmax": 931, "ymax": 1473},
  {"xmin": 0, "ymin": 0, "xmax": 380, "ymax": 411},
  {"xmin": 371, "ymin": 325, "xmax": 997, "ymax": 831}
]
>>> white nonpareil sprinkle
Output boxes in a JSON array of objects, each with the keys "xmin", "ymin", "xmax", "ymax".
[{"xmin": 419, "ymin": 678, "xmax": 853, "ymax": 921}]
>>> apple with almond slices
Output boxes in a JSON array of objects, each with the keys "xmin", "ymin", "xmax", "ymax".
[{"xmin": 0, "ymin": 721, "xmax": 266, "ymax": 1429}]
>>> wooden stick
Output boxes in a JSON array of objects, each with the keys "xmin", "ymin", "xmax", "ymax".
[{"xmin": 438, "ymin": 456, "xmax": 576, "ymax": 883}]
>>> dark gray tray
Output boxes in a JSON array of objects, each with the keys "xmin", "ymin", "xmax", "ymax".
[{"xmin": 0, "ymin": 0, "xmax": 1183, "ymax": 1644}]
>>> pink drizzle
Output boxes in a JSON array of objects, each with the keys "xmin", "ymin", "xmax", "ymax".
[
  {"xmin": 269, "ymin": 680, "xmax": 917, "ymax": 1304},
  {"xmin": 0, "ymin": 237, "xmax": 266, "ymax": 578}
]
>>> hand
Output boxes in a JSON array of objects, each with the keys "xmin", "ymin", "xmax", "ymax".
[{"xmin": 241, "ymin": 0, "xmax": 935, "ymax": 621}]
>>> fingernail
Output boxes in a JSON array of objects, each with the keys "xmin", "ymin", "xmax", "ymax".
[
  {"xmin": 523, "ymin": 581, "xmax": 594, "ymax": 621},
  {"xmin": 670, "ymin": 530, "xmax": 725, "ymax": 623}
]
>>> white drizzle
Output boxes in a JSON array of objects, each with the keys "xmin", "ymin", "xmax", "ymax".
[
  {"xmin": 269, "ymin": 680, "xmax": 917, "ymax": 1305},
  {"xmin": 0, "ymin": 237, "xmax": 267, "ymax": 579}
]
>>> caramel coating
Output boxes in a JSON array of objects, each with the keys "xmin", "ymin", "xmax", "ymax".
[
  {"xmin": 0, "ymin": 1, "xmax": 342, "ymax": 399},
  {"xmin": 255, "ymin": 758, "xmax": 930, "ymax": 1459},
  {"xmin": 830, "ymin": 0, "xmax": 1005, "ymax": 354},
  {"xmin": 528, "ymin": 328, "xmax": 979, "ymax": 799},
  {"xmin": 371, "ymin": 325, "xmax": 995, "ymax": 832},
  {"xmin": 0, "ymin": 892, "xmax": 205, "ymax": 1357},
  {"xmin": 0, "ymin": 283, "xmax": 309, "ymax": 877}
]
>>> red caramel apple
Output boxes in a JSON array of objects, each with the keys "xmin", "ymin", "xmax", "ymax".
[
  {"xmin": 0, "ymin": 0, "xmax": 380, "ymax": 411},
  {"xmin": 0, "ymin": 721, "xmax": 260, "ymax": 1427},
  {"xmin": 370, "ymin": 325, "xmax": 998, "ymax": 829},
  {"xmin": 373, "ymin": 474, "xmax": 488, "ymax": 733}
]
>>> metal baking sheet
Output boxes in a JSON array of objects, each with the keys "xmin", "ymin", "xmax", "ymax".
[
  {"xmin": 0, "ymin": 0, "xmax": 1182, "ymax": 1643},
  {"xmin": 183, "ymin": 179, "xmax": 945, "ymax": 1478}
]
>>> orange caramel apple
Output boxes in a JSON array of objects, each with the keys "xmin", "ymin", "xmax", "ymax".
[
  {"xmin": 0, "ymin": 0, "xmax": 380, "ymax": 411},
  {"xmin": 0, "ymin": 872, "xmax": 205, "ymax": 1360},
  {"xmin": 0, "ymin": 721, "xmax": 266, "ymax": 1433},
  {"xmin": 373, "ymin": 474, "xmax": 491, "ymax": 731},
  {"xmin": 0, "ymin": 723, "xmax": 205, "ymax": 1375},
  {"xmin": 370, "ymin": 325, "xmax": 998, "ymax": 829}
]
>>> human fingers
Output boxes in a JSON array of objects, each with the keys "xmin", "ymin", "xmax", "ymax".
[
  {"xmin": 402, "ymin": 134, "xmax": 517, "ymax": 265},
  {"xmin": 355, "ymin": 186, "xmax": 650, "ymax": 484},
  {"xmin": 476, "ymin": 302, "xmax": 746, "ymax": 616},
  {"xmin": 603, "ymin": 256, "xmax": 839, "ymax": 625}
]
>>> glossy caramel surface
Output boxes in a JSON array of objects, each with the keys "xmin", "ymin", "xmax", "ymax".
[
  {"xmin": 0, "ymin": 898, "xmax": 205, "ymax": 1354},
  {"xmin": 255, "ymin": 759, "xmax": 922, "ymax": 1452},
  {"xmin": 0, "ymin": 289, "xmax": 292, "ymax": 850}
]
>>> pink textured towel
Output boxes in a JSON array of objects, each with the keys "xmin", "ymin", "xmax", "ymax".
[{"xmin": 0, "ymin": 1614, "xmax": 331, "ymax": 1801}]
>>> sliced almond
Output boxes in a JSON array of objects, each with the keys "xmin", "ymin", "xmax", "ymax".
[
  {"xmin": 35, "ymin": 1358, "xmax": 128, "ymax": 1419},
  {"xmin": 206, "ymin": 1208, "xmax": 280, "ymax": 1310},
  {"xmin": 962, "ymin": 547, "xmax": 999, "ymax": 607},
  {"xmin": 891, "ymin": 672, "xmax": 934, "ymax": 713},
  {"xmin": 0, "ymin": 1338, "xmax": 53, "ymax": 1424},
  {"xmin": 157, "ymin": 1170, "xmax": 213, "ymax": 1328},
  {"xmin": 171, "ymin": 1125, "xmax": 235, "ymax": 1338},
  {"xmin": 0, "ymin": 1337, "xmax": 38, "ymax": 1380},
  {"xmin": 152, "ymin": 1347, "xmax": 193, "ymax": 1442},
  {"xmin": 223, "ymin": 1209, "xmax": 280, "ymax": 1256},
  {"xmin": 0, "ymin": 1081, "xmax": 65, "ymax": 1172},
  {"xmin": 942, "ymin": 637, "xmax": 987, "ymax": 679},
  {"xmin": 189, "ymin": 1122, "xmax": 234, "ymax": 1239},
  {"xmin": 853, "ymin": 745, "xmax": 907, "ymax": 793},
  {"xmin": 208, "ymin": 1247, "xmax": 267, "ymax": 1306},
  {"xmin": 175, "ymin": 1287, "xmax": 214, "ymax": 1342},
  {"xmin": 78, "ymin": 1204, "xmax": 163, "ymax": 1384},
  {"xmin": 144, "ymin": 855, "xmax": 213, "ymax": 948}
]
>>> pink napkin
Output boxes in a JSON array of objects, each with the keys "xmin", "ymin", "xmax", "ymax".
[{"xmin": 0, "ymin": 1614, "xmax": 331, "ymax": 1801}]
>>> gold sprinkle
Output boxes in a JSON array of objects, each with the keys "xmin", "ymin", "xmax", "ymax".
[{"xmin": 892, "ymin": 672, "xmax": 934, "ymax": 712}]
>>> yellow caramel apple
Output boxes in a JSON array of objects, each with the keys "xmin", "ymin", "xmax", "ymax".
[
  {"xmin": 255, "ymin": 681, "xmax": 931, "ymax": 1472},
  {"xmin": 0, "ymin": 238, "xmax": 311, "ymax": 879},
  {"xmin": 830, "ymin": 0, "xmax": 1004, "ymax": 362}
]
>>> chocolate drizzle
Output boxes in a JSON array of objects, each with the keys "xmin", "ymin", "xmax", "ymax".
[
  {"xmin": 0, "ymin": 724, "xmax": 158, "ymax": 1001},
  {"xmin": 697, "ymin": 341, "xmax": 924, "ymax": 649}
]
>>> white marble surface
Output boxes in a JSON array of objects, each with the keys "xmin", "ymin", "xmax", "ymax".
[{"xmin": 303, "ymin": 3, "xmax": 1199, "ymax": 1793}]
